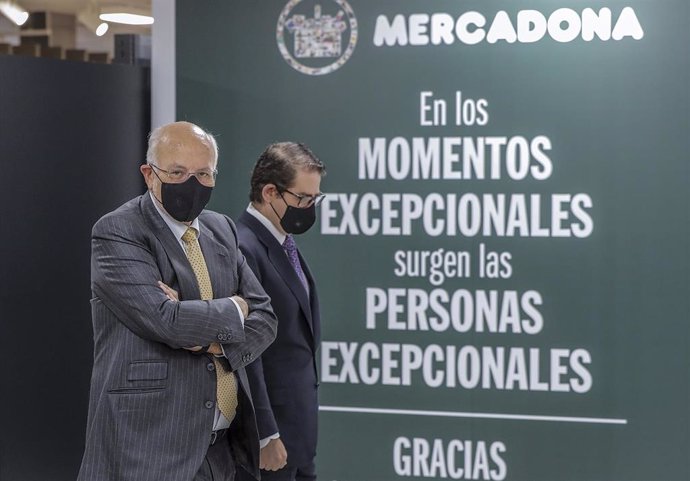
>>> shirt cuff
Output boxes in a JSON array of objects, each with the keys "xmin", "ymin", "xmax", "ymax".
[
  {"xmin": 229, "ymin": 297, "xmax": 245, "ymax": 327},
  {"xmin": 259, "ymin": 433, "xmax": 280, "ymax": 449}
]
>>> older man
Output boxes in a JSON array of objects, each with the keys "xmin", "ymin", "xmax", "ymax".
[{"xmin": 78, "ymin": 121, "xmax": 277, "ymax": 481}]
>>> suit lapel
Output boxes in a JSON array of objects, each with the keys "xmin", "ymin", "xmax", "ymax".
[
  {"xmin": 239, "ymin": 212, "xmax": 315, "ymax": 336},
  {"xmin": 139, "ymin": 194, "xmax": 201, "ymax": 300},
  {"xmin": 299, "ymin": 251, "xmax": 321, "ymax": 344}
]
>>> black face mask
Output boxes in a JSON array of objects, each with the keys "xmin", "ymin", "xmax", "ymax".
[
  {"xmin": 271, "ymin": 195, "xmax": 316, "ymax": 235},
  {"xmin": 154, "ymin": 175, "xmax": 213, "ymax": 222}
]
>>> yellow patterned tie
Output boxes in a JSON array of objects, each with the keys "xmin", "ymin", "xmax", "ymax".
[{"xmin": 182, "ymin": 227, "xmax": 238, "ymax": 422}]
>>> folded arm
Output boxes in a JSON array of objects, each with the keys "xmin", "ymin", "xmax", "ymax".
[{"xmin": 91, "ymin": 218, "xmax": 246, "ymax": 349}]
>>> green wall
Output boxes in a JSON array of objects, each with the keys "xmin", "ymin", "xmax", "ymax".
[{"xmin": 177, "ymin": 1, "xmax": 689, "ymax": 479}]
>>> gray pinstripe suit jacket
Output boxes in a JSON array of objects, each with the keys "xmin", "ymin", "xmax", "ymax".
[{"xmin": 77, "ymin": 194, "xmax": 277, "ymax": 481}]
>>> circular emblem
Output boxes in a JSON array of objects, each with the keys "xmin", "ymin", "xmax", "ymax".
[{"xmin": 276, "ymin": 0, "xmax": 358, "ymax": 76}]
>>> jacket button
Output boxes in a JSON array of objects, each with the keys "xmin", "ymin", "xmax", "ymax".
[
  {"xmin": 205, "ymin": 400, "xmax": 214, "ymax": 409},
  {"xmin": 207, "ymin": 363, "xmax": 215, "ymax": 372}
]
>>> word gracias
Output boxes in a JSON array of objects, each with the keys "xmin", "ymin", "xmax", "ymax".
[{"xmin": 374, "ymin": 7, "xmax": 643, "ymax": 46}]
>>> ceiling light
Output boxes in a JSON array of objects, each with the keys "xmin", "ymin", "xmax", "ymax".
[
  {"xmin": 0, "ymin": 1, "xmax": 29, "ymax": 26},
  {"xmin": 78, "ymin": 4, "xmax": 110, "ymax": 36},
  {"xmin": 99, "ymin": 13, "xmax": 153, "ymax": 25},
  {"xmin": 95, "ymin": 22, "xmax": 108, "ymax": 36}
]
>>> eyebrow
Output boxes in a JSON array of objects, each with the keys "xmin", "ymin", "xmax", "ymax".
[{"xmin": 168, "ymin": 163, "xmax": 213, "ymax": 171}]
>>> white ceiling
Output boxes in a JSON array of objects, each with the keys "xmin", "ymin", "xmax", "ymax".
[
  {"xmin": 0, "ymin": 0, "xmax": 153, "ymax": 55},
  {"xmin": 20, "ymin": 1, "xmax": 151, "ymax": 16}
]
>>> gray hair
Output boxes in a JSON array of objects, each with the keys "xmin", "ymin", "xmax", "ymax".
[{"xmin": 146, "ymin": 121, "xmax": 219, "ymax": 166}]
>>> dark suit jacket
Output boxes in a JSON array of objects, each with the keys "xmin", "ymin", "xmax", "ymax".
[
  {"xmin": 77, "ymin": 194, "xmax": 277, "ymax": 481},
  {"xmin": 236, "ymin": 210, "xmax": 321, "ymax": 468}
]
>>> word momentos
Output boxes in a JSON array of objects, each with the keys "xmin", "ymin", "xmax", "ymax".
[
  {"xmin": 359, "ymin": 136, "xmax": 553, "ymax": 181},
  {"xmin": 373, "ymin": 7, "xmax": 643, "ymax": 46}
]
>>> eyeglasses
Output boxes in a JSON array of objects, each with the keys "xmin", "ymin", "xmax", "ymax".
[
  {"xmin": 282, "ymin": 189, "xmax": 326, "ymax": 208},
  {"xmin": 150, "ymin": 164, "xmax": 218, "ymax": 187}
]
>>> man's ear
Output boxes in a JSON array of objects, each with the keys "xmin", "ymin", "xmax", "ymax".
[
  {"xmin": 140, "ymin": 164, "xmax": 154, "ymax": 191},
  {"xmin": 261, "ymin": 183, "xmax": 279, "ymax": 203}
]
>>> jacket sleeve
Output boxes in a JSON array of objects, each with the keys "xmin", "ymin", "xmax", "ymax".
[
  {"xmin": 221, "ymin": 216, "xmax": 278, "ymax": 371},
  {"xmin": 91, "ymin": 213, "xmax": 247, "ymax": 349}
]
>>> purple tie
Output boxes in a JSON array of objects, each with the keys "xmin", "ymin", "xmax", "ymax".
[{"xmin": 282, "ymin": 235, "xmax": 308, "ymax": 290}]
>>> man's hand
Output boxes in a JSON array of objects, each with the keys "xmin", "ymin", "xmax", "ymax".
[
  {"xmin": 158, "ymin": 281, "xmax": 179, "ymax": 301},
  {"xmin": 260, "ymin": 438, "xmax": 288, "ymax": 471},
  {"xmin": 231, "ymin": 295, "xmax": 249, "ymax": 318}
]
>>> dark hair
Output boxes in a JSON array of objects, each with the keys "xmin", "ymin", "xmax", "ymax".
[{"xmin": 249, "ymin": 142, "xmax": 326, "ymax": 203}]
